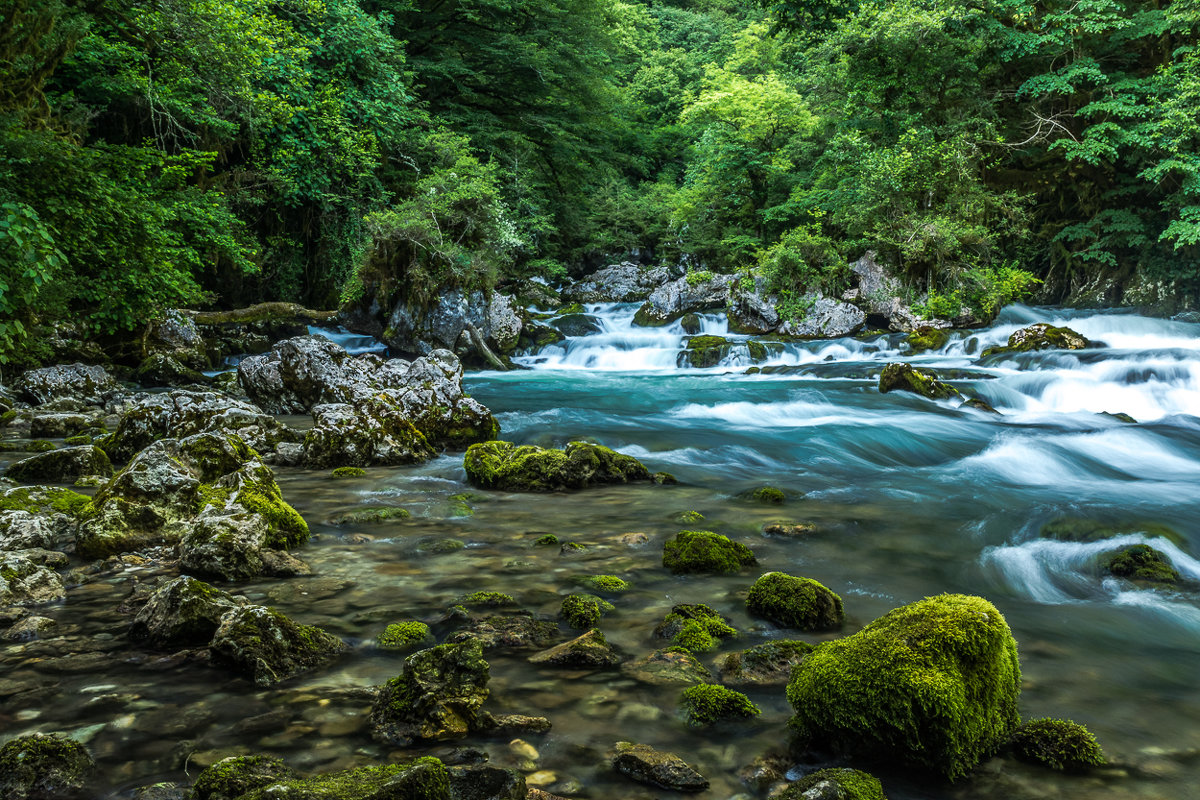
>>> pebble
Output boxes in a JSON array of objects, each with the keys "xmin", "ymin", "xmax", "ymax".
[
  {"xmin": 15, "ymin": 709, "xmax": 40, "ymax": 721},
  {"xmin": 525, "ymin": 771, "xmax": 557, "ymax": 786},
  {"xmin": 509, "ymin": 739, "xmax": 540, "ymax": 761}
]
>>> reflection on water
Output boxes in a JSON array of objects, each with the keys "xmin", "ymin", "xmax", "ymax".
[{"xmin": 3, "ymin": 305, "xmax": 1199, "ymax": 799}]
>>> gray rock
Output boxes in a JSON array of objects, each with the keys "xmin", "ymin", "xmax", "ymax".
[
  {"xmin": 237, "ymin": 336, "xmax": 374, "ymax": 413},
  {"xmin": 178, "ymin": 512, "xmax": 271, "ymax": 582},
  {"xmin": 209, "ymin": 605, "xmax": 346, "ymax": 686},
  {"xmin": 566, "ymin": 262, "xmax": 673, "ymax": 303},
  {"xmin": 4, "ymin": 614, "xmax": 57, "ymax": 641},
  {"xmin": 6, "ymin": 446, "xmax": 113, "ymax": 483},
  {"xmin": 727, "ymin": 277, "xmax": 781, "ymax": 334},
  {"xmin": 370, "ymin": 639, "xmax": 492, "ymax": 746},
  {"xmin": 778, "ymin": 297, "xmax": 866, "ymax": 338},
  {"xmin": 448, "ymin": 765, "xmax": 527, "ymax": 800},
  {"xmin": 29, "ymin": 412, "xmax": 95, "ymax": 438},
  {"xmin": 129, "ymin": 576, "xmax": 242, "ymax": 647},
  {"xmin": 634, "ymin": 274, "xmax": 734, "ymax": 327},
  {"xmin": 622, "ymin": 648, "xmax": 715, "ymax": 686},
  {"xmin": 550, "ymin": 314, "xmax": 603, "ymax": 338},
  {"xmin": 0, "ymin": 511, "xmax": 57, "ymax": 551},
  {"xmin": 851, "ymin": 253, "xmax": 950, "ymax": 332},
  {"xmin": 0, "ymin": 552, "xmax": 66, "ymax": 606},
  {"xmin": 611, "ymin": 742, "xmax": 709, "ymax": 792},
  {"xmin": 528, "ymin": 629, "xmax": 620, "ymax": 668},
  {"xmin": 15, "ymin": 363, "xmax": 118, "ymax": 406},
  {"xmin": 134, "ymin": 354, "xmax": 209, "ymax": 388},
  {"xmin": 383, "ymin": 289, "xmax": 525, "ymax": 358},
  {"xmin": 141, "ymin": 309, "xmax": 209, "ymax": 369}
]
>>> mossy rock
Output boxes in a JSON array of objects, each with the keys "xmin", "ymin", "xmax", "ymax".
[
  {"xmin": 330, "ymin": 507, "xmax": 411, "ymax": 525},
  {"xmin": 654, "ymin": 603, "xmax": 736, "ymax": 653},
  {"xmin": 778, "ymin": 768, "xmax": 886, "ymax": 800},
  {"xmin": 673, "ymin": 510, "xmax": 704, "ymax": 524},
  {"xmin": 0, "ymin": 732, "xmax": 95, "ymax": 800},
  {"xmin": 878, "ymin": 362, "xmax": 961, "ymax": 401},
  {"xmin": 1009, "ymin": 718, "xmax": 1105, "ymax": 771},
  {"xmin": 746, "ymin": 572, "xmax": 844, "ymax": 631},
  {"xmin": 0, "ymin": 486, "xmax": 91, "ymax": 517},
  {"xmin": 680, "ymin": 313, "xmax": 702, "ymax": 335},
  {"xmin": 416, "ymin": 537, "xmax": 465, "ymax": 555},
  {"xmin": 718, "ymin": 639, "xmax": 814, "ymax": 686},
  {"xmin": 370, "ymin": 639, "xmax": 491, "ymax": 746},
  {"xmin": 907, "ymin": 326, "xmax": 951, "ymax": 353},
  {"xmin": 27, "ymin": 440, "xmax": 56, "ymax": 453},
  {"xmin": 739, "ymin": 486, "xmax": 785, "ymax": 504},
  {"xmin": 1041, "ymin": 517, "xmax": 1186, "ymax": 548},
  {"xmin": 458, "ymin": 591, "xmax": 518, "ymax": 609},
  {"xmin": 463, "ymin": 440, "xmax": 650, "ymax": 492},
  {"xmin": 681, "ymin": 334, "xmax": 732, "ymax": 368},
  {"xmin": 560, "ymin": 593, "xmax": 614, "ymax": 629},
  {"xmin": 981, "ymin": 323, "xmax": 1090, "ymax": 357},
  {"xmin": 379, "ymin": 621, "xmax": 434, "ymax": 651},
  {"xmin": 6, "ymin": 446, "xmax": 113, "ymax": 483},
  {"xmin": 662, "ymin": 530, "xmax": 756, "ymax": 575},
  {"xmin": 129, "ymin": 575, "xmax": 241, "ymax": 648},
  {"xmin": 199, "ymin": 460, "xmax": 308, "ymax": 550},
  {"xmin": 679, "ymin": 684, "xmax": 760, "ymax": 727},
  {"xmin": 209, "ymin": 605, "xmax": 347, "ymax": 687},
  {"xmin": 623, "ymin": 647, "xmax": 715, "ymax": 686},
  {"xmin": 528, "ymin": 628, "xmax": 620, "ymax": 668},
  {"xmin": 191, "ymin": 755, "xmax": 295, "ymax": 800},
  {"xmin": 331, "ymin": 466, "xmax": 366, "ymax": 478},
  {"xmin": 786, "ymin": 594, "xmax": 1021, "ymax": 780},
  {"xmin": 1103, "ymin": 544, "xmax": 1179, "ymax": 583},
  {"xmin": 576, "ymin": 574, "xmax": 630, "ymax": 593},
  {"xmin": 234, "ymin": 758, "xmax": 452, "ymax": 800},
  {"xmin": 532, "ymin": 533, "xmax": 559, "ymax": 546}
]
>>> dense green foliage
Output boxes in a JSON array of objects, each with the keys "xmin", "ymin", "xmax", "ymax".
[{"xmin": 3, "ymin": 0, "xmax": 1198, "ymax": 361}]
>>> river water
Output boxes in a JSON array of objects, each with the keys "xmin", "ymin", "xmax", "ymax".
[{"xmin": 3, "ymin": 304, "xmax": 1199, "ymax": 799}]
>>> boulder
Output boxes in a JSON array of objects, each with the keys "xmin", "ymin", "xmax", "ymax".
[
  {"xmin": 300, "ymin": 401, "xmax": 435, "ymax": 469},
  {"xmin": 777, "ymin": 768, "xmax": 886, "ymax": 800},
  {"xmin": 907, "ymin": 326, "xmax": 951, "ymax": 353},
  {"xmin": 878, "ymin": 363, "xmax": 961, "ymax": 401},
  {"xmin": 717, "ymin": 640, "xmax": 814, "ymax": 686},
  {"xmin": 104, "ymin": 391, "xmax": 295, "ymax": 462},
  {"xmin": 192, "ymin": 758, "xmax": 452, "ymax": 800},
  {"xmin": 623, "ymin": 648, "xmax": 715, "ymax": 686},
  {"xmin": 982, "ymin": 323, "xmax": 1090, "ymax": 357},
  {"xmin": 0, "ymin": 733, "xmax": 95, "ymax": 800},
  {"xmin": 681, "ymin": 335, "xmax": 732, "ymax": 368},
  {"xmin": 179, "ymin": 511, "xmax": 310, "ymax": 582},
  {"xmin": 447, "ymin": 613, "xmax": 559, "ymax": 651},
  {"xmin": 141, "ymin": 309, "xmax": 209, "ymax": 370},
  {"xmin": 746, "ymin": 572, "xmax": 844, "ymax": 631},
  {"xmin": 611, "ymin": 742, "xmax": 709, "ymax": 793},
  {"xmin": 634, "ymin": 274, "xmax": 734, "ymax": 327},
  {"xmin": 15, "ymin": 363, "xmax": 118, "ymax": 406},
  {"xmin": 727, "ymin": 277, "xmax": 781, "ymax": 334},
  {"xmin": 786, "ymin": 594, "xmax": 1021, "ymax": 779},
  {"xmin": 566, "ymin": 262, "xmax": 673, "ymax": 303},
  {"xmin": 662, "ymin": 530, "xmax": 756, "ymax": 575},
  {"xmin": 134, "ymin": 353, "xmax": 210, "ymax": 387},
  {"xmin": 653, "ymin": 604, "xmax": 736, "ymax": 653},
  {"xmin": 448, "ymin": 764, "xmax": 525, "ymax": 800},
  {"xmin": 209, "ymin": 605, "xmax": 346, "ymax": 686},
  {"xmin": 381, "ymin": 289, "xmax": 524, "ymax": 360},
  {"xmin": 0, "ymin": 552, "xmax": 65, "ymax": 606},
  {"xmin": 190, "ymin": 755, "xmax": 296, "ymax": 800},
  {"xmin": 1103, "ymin": 544, "xmax": 1179, "ymax": 583},
  {"xmin": 679, "ymin": 684, "xmax": 760, "ymax": 726},
  {"xmin": 850, "ymin": 254, "xmax": 951, "ymax": 332},
  {"xmin": 0, "ymin": 511, "xmax": 57, "ymax": 552},
  {"xmin": 6, "ymin": 446, "xmax": 113, "ymax": 483},
  {"xmin": 463, "ymin": 440, "xmax": 649, "ymax": 492},
  {"xmin": 29, "ymin": 412, "xmax": 95, "ymax": 438},
  {"xmin": 370, "ymin": 639, "xmax": 492, "ymax": 746},
  {"xmin": 1008, "ymin": 718, "xmax": 1105, "ymax": 771},
  {"xmin": 129, "ymin": 576, "xmax": 242, "ymax": 647},
  {"xmin": 528, "ymin": 629, "xmax": 620, "ymax": 668},
  {"xmin": 778, "ymin": 296, "xmax": 866, "ymax": 338},
  {"xmin": 236, "ymin": 336, "xmax": 375, "ymax": 413}
]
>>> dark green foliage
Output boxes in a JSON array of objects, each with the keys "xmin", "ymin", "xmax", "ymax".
[
  {"xmin": 679, "ymin": 684, "xmax": 760, "ymax": 726},
  {"xmin": 787, "ymin": 594, "xmax": 1021, "ymax": 780},
  {"xmin": 1009, "ymin": 718, "xmax": 1106, "ymax": 772},
  {"xmin": 662, "ymin": 530, "xmax": 757, "ymax": 575}
]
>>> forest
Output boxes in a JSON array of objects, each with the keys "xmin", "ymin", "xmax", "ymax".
[{"xmin": 2, "ymin": 0, "xmax": 1199, "ymax": 363}]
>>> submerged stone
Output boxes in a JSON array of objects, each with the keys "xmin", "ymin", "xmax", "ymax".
[
  {"xmin": 718, "ymin": 639, "xmax": 814, "ymax": 686},
  {"xmin": 6, "ymin": 446, "xmax": 113, "ymax": 483},
  {"xmin": 191, "ymin": 755, "xmax": 295, "ymax": 800},
  {"xmin": 197, "ymin": 758, "xmax": 453, "ymax": 800},
  {"xmin": 662, "ymin": 530, "xmax": 756, "ymax": 575},
  {"xmin": 129, "ymin": 576, "xmax": 241, "ymax": 648},
  {"xmin": 778, "ymin": 768, "xmax": 887, "ymax": 800},
  {"xmin": 746, "ymin": 572, "xmax": 844, "ymax": 631},
  {"xmin": 1102, "ymin": 544, "xmax": 1179, "ymax": 583},
  {"xmin": 982, "ymin": 323, "xmax": 1090, "ymax": 356},
  {"xmin": 611, "ymin": 742, "xmax": 709, "ymax": 792},
  {"xmin": 462, "ymin": 440, "xmax": 650, "ymax": 492},
  {"xmin": 786, "ymin": 594, "xmax": 1021, "ymax": 780},
  {"xmin": 623, "ymin": 647, "xmax": 715, "ymax": 686},
  {"xmin": 528, "ymin": 629, "xmax": 620, "ymax": 668},
  {"xmin": 448, "ymin": 613, "xmax": 559, "ymax": 651}
]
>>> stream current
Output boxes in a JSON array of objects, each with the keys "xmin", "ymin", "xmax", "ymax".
[{"xmin": 3, "ymin": 303, "xmax": 1199, "ymax": 799}]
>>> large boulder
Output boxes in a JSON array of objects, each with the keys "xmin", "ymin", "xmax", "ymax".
[
  {"xmin": 727, "ymin": 277, "xmax": 781, "ymax": 334},
  {"xmin": 878, "ymin": 363, "xmax": 961, "ymax": 401},
  {"xmin": 850, "ymin": 254, "xmax": 952, "ymax": 332},
  {"xmin": 370, "ymin": 639, "xmax": 492, "ymax": 746},
  {"xmin": 141, "ymin": 309, "xmax": 209, "ymax": 370},
  {"xmin": 0, "ymin": 511, "xmax": 57, "ymax": 552},
  {"xmin": 463, "ymin": 440, "xmax": 650, "ymax": 492},
  {"xmin": 103, "ymin": 391, "xmax": 295, "ymax": 462},
  {"xmin": 190, "ymin": 755, "xmax": 296, "ymax": 800},
  {"xmin": 786, "ymin": 594, "xmax": 1021, "ymax": 780},
  {"xmin": 611, "ymin": 742, "xmax": 709, "ymax": 793},
  {"xmin": 300, "ymin": 402, "xmax": 435, "ymax": 469},
  {"xmin": 0, "ymin": 733, "xmax": 95, "ymax": 800},
  {"xmin": 566, "ymin": 262, "xmax": 673, "ymax": 303},
  {"xmin": 6, "ymin": 446, "xmax": 113, "ymax": 483},
  {"xmin": 15, "ymin": 363, "xmax": 118, "ymax": 406},
  {"xmin": 662, "ymin": 530, "xmax": 756, "ymax": 575},
  {"xmin": 0, "ymin": 551, "xmax": 66, "ymax": 606},
  {"xmin": 634, "ymin": 274, "xmax": 734, "ymax": 327},
  {"xmin": 129, "ymin": 576, "xmax": 242, "ymax": 648},
  {"xmin": 382, "ymin": 289, "xmax": 524, "ymax": 359},
  {"xmin": 746, "ymin": 572, "xmax": 844, "ymax": 631},
  {"xmin": 778, "ymin": 296, "xmax": 867, "ymax": 338},
  {"xmin": 209, "ymin": 605, "xmax": 346, "ymax": 686},
  {"xmin": 981, "ymin": 323, "xmax": 1090, "ymax": 357}
]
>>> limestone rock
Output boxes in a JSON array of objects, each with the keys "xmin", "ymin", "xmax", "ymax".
[
  {"xmin": 0, "ymin": 552, "xmax": 66, "ymax": 606},
  {"xmin": 528, "ymin": 629, "xmax": 620, "ymax": 668},
  {"xmin": 129, "ymin": 576, "xmax": 242, "ymax": 647},
  {"xmin": 209, "ymin": 605, "xmax": 346, "ymax": 686},
  {"xmin": 982, "ymin": 323, "xmax": 1090, "ymax": 357},
  {"xmin": 0, "ymin": 733, "xmax": 95, "ymax": 800},
  {"xmin": 878, "ymin": 363, "xmax": 961, "ymax": 401},
  {"xmin": 623, "ymin": 648, "xmax": 715, "ymax": 686},
  {"xmin": 6, "ymin": 446, "xmax": 113, "ymax": 483},
  {"xmin": 370, "ymin": 639, "xmax": 491, "ymax": 746},
  {"xmin": 566, "ymin": 262, "xmax": 673, "ymax": 303},
  {"xmin": 141, "ymin": 309, "xmax": 209, "ymax": 370},
  {"xmin": 463, "ymin": 441, "xmax": 649, "ymax": 492},
  {"xmin": 0, "ymin": 511, "xmax": 57, "ymax": 552},
  {"xmin": 778, "ymin": 296, "xmax": 866, "ymax": 339},
  {"xmin": 634, "ymin": 274, "xmax": 734, "ymax": 327},
  {"xmin": 15, "ymin": 363, "xmax": 118, "ymax": 406}
]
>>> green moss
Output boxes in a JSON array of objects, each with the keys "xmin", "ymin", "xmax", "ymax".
[
  {"xmin": 907, "ymin": 326, "xmax": 951, "ymax": 353},
  {"xmin": 662, "ymin": 530, "xmax": 757, "ymax": 575},
  {"xmin": 417, "ymin": 538, "xmax": 465, "ymax": 555},
  {"xmin": 1041, "ymin": 517, "xmax": 1186, "ymax": 547},
  {"xmin": 673, "ymin": 619, "xmax": 718, "ymax": 652},
  {"xmin": 683, "ymin": 335, "xmax": 731, "ymax": 368},
  {"xmin": 191, "ymin": 754, "xmax": 294, "ymax": 800},
  {"xmin": 742, "ymin": 486, "xmax": 785, "ymax": 504},
  {"xmin": 178, "ymin": 433, "xmax": 258, "ymax": 482},
  {"xmin": 332, "ymin": 466, "xmax": 367, "ymax": 477},
  {"xmin": 559, "ymin": 541, "xmax": 586, "ymax": 553},
  {"xmin": 533, "ymin": 533, "xmax": 559, "ymax": 546},
  {"xmin": 1009, "ymin": 718, "xmax": 1105, "ymax": 771},
  {"xmin": 27, "ymin": 439, "xmax": 56, "ymax": 452},
  {"xmin": 237, "ymin": 760, "xmax": 451, "ymax": 800},
  {"xmin": 463, "ymin": 440, "xmax": 650, "ymax": 492},
  {"xmin": 459, "ymin": 591, "xmax": 517, "ymax": 608},
  {"xmin": 0, "ymin": 410, "xmax": 15, "ymax": 427},
  {"xmin": 558, "ymin": 302, "xmax": 586, "ymax": 314},
  {"xmin": 561, "ymin": 593, "xmax": 614, "ymax": 629},
  {"xmin": 673, "ymin": 510, "xmax": 704, "ymax": 524},
  {"xmin": 981, "ymin": 323, "xmax": 1089, "ymax": 356},
  {"xmin": 0, "ymin": 486, "xmax": 92, "ymax": 516},
  {"xmin": 0, "ymin": 733, "xmax": 94, "ymax": 797},
  {"xmin": 787, "ymin": 594, "xmax": 1021, "ymax": 780},
  {"xmin": 655, "ymin": 603, "xmax": 737, "ymax": 651},
  {"xmin": 879, "ymin": 362, "xmax": 961, "ymax": 401},
  {"xmin": 63, "ymin": 434, "xmax": 91, "ymax": 446},
  {"xmin": 199, "ymin": 463, "xmax": 308, "ymax": 549},
  {"xmin": 747, "ymin": 340, "xmax": 768, "ymax": 361},
  {"xmin": 1103, "ymin": 544, "xmax": 1179, "ymax": 583},
  {"xmin": 578, "ymin": 574, "xmax": 630, "ymax": 593},
  {"xmin": 331, "ymin": 507, "xmax": 411, "ymax": 524},
  {"xmin": 779, "ymin": 768, "xmax": 886, "ymax": 800},
  {"xmin": 679, "ymin": 684, "xmax": 760, "ymax": 726},
  {"xmin": 747, "ymin": 572, "xmax": 844, "ymax": 631},
  {"xmin": 379, "ymin": 622, "xmax": 434, "ymax": 650}
]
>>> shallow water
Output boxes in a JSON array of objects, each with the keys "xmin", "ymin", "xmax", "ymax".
[{"xmin": 3, "ymin": 304, "xmax": 1200, "ymax": 799}]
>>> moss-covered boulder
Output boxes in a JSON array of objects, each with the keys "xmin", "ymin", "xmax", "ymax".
[
  {"xmin": 679, "ymin": 684, "xmax": 760, "ymax": 726},
  {"xmin": 129, "ymin": 576, "xmax": 241, "ymax": 648},
  {"xmin": 1103, "ymin": 544, "xmax": 1179, "ymax": 583},
  {"xmin": 982, "ymin": 323, "xmax": 1090, "ymax": 357},
  {"xmin": 191, "ymin": 755, "xmax": 295, "ymax": 800},
  {"xmin": 786, "ymin": 594, "xmax": 1021, "ymax": 780},
  {"xmin": 209, "ymin": 605, "xmax": 346, "ymax": 686},
  {"xmin": 662, "ymin": 530, "xmax": 756, "ymax": 575},
  {"xmin": 653, "ymin": 603, "xmax": 736, "ymax": 652},
  {"xmin": 447, "ymin": 612, "xmax": 559, "ymax": 651},
  {"xmin": 746, "ymin": 572, "xmax": 844, "ymax": 631},
  {"xmin": 0, "ymin": 733, "xmax": 95, "ymax": 800},
  {"xmin": 1041, "ymin": 517, "xmax": 1185, "ymax": 546},
  {"xmin": 528, "ymin": 628, "xmax": 620, "ymax": 668},
  {"xmin": 1009, "ymin": 718, "xmax": 1105, "ymax": 771},
  {"xmin": 681, "ymin": 335, "xmax": 732, "ymax": 368},
  {"xmin": 0, "ymin": 552, "xmax": 66, "ymax": 606},
  {"xmin": 300, "ymin": 400, "xmax": 436, "ymax": 469},
  {"xmin": 463, "ymin": 440, "xmax": 650, "ymax": 492},
  {"xmin": 778, "ymin": 768, "xmax": 886, "ymax": 800},
  {"xmin": 612, "ymin": 742, "xmax": 709, "ymax": 792},
  {"xmin": 6, "ymin": 446, "xmax": 113, "ymax": 483},
  {"xmin": 907, "ymin": 326, "xmax": 951, "ymax": 353},
  {"xmin": 560, "ymin": 593, "xmax": 614, "ymax": 629},
  {"xmin": 134, "ymin": 353, "xmax": 210, "ymax": 387},
  {"xmin": 878, "ymin": 362, "xmax": 961, "ymax": 401},
  {"xmin": 0, "ymin": 510, "xmax": 56, "ymax": 552},
  {"xmin": 378, "ymin": 621, "xmax": 433, "ymax": 651},
  {"xmin": 370, "ymin": 639, "xmax": 491, "ymax": 746},
  {"xmin": 718, "ymin": 639, "xmax": 814, "ymax": 686}
]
